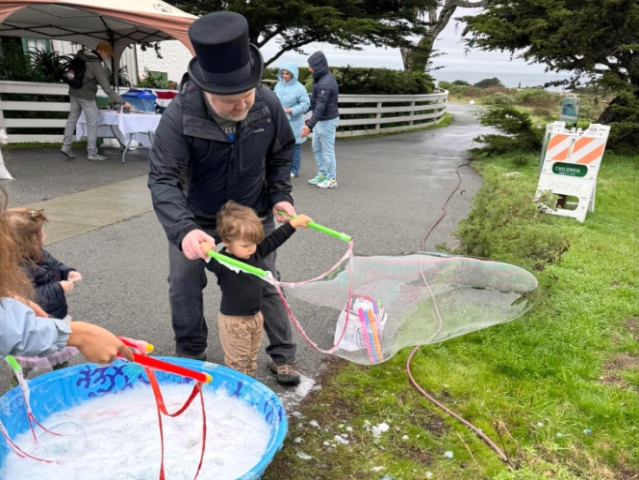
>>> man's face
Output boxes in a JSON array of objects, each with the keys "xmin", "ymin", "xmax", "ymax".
[
  {"xmin": 308, "ymin": 66, "xmax": 313, "ymax": 74},
  {"xmin": 98, "ymin": 50, "xmax": 111, "ymax": 62},
  {"xmin": 204, "ymin": 89, "xmax": 256, "ymax": 122}
]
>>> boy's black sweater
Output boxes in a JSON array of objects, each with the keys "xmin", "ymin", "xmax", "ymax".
[{"xmin": 204, "ymin": 222, "xmax": 295, "ymax": 316}]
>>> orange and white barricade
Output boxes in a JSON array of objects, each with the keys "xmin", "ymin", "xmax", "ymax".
[{"xmin": 536, "ymin": 122, "xmax": 610, "ymax": 222}]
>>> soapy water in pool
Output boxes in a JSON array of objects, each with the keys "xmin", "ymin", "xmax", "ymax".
[{"xmin": 6, "ymin": 384, "xmax": 271, "ymax": 480}]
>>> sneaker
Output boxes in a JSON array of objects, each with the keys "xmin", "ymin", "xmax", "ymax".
[
  {"xmin": 87, "ymin": 154, "xmax": 108, "ymax": 161},
  {"xmin": 268, "ymin": 359, "xmax": 301, "ymax": 386},
  {"xmin": 290, "ymin": 173, "xmax": 297, "ymax": 178},
  {"xmin": 60, "ymin": 148, "xmax": 76, "ymax": 159},
  {"xmin": 317, "ymin": 178, "xmax": 337, "ymax": 189},
  {"xmin": 308, "ymin": 175, "xmax": 326, "ymax": 185},
  {"xmin": 174, "ymin": 350, "xmax": 207, "ymax": 361}
]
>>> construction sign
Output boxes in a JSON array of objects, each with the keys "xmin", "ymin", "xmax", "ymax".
[{"xmin": 536, "ymin": 122, "xmax": 610, "ymax": 222}]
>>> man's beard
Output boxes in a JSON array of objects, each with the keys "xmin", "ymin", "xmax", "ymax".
[{"xmin": 213, "ymin": 103, "xmax": 253, "ymax": 122}]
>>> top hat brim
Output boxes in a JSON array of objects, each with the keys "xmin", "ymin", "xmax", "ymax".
[{"xmin": 188, "ymin": 44, "xmax": 264, "ymax": 95}]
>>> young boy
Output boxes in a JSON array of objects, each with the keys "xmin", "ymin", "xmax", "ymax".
[{"xmin": 199, "ymin": 201, "xmax": 312, "ymax": 377}]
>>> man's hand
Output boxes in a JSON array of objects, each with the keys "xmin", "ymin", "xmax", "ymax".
[
  {"xmin": 300, "ymin": 125, "xmax": 311, "ymax": 138},
  {"xmin": 182, "ymin": 230, "xmax": 216, "ymax": 260},
  {"xmin": 284, "ymin": 108, "xmax": 292, "ymax": 114},
  {"xmin": 67, "ymin": 322, "xmax": 134, "ymax": 364},
  {"xmin": 68, "ymin": 271, "xmax": 83, "ymax": 283},
  {"xmin": 273, "ymin": 201, "xmax": 297, "ymax": 224},
  {"xmin": 123, "ymin": 102, "xmax": 132, "ymax": 109}
]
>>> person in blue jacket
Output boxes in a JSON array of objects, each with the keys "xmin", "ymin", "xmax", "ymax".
[
  {"xmin": 274, "ymin": 62, "xmax": 311, "ymax": 178},
  {"xmin": 301, "ymin": 51, "xmax": 340, "ymax": 189}
]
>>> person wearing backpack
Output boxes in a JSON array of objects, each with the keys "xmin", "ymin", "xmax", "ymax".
[{"xmin": 60, "ymin": 42, "xmax": 131, "ymax": 162}]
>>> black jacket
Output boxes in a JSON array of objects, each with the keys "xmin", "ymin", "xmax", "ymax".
[
  {"xmin": 148, "ymin": 76, "xmax": 296, "ymax": 247},
  {"xmin": 307, "ymin": 52, "xmax": 339, "ymax": 130},
  {"xmin": 205, "ymin": 223, "xmax": 296, "ymax": 316},
  {"xmin": 24, "ymin": 250, "xmax": 75, "ymax": 319}
]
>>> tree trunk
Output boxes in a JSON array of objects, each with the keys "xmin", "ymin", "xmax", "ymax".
[{"xmin": 403, "ymin": 0, "xmax": 488, "ymax": 72}]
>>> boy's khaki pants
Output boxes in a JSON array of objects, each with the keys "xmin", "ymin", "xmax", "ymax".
[{"xmin": 218, "ymin": 312, "xmax": 264, "ymax": 377}]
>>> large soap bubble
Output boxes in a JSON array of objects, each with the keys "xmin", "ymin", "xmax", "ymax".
[{"xmin": 275, "ymin": 251, "xmax": 539, "ymax": 365}]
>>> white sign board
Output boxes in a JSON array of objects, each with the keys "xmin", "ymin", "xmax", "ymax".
[{"xmin": 536, "ymin": 122, "xmax": 610, "ymax": 222}]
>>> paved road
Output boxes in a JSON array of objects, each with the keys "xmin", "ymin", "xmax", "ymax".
[{"xmin": 0, "ymin": 103, "xmax": 489, "ymax": 405}]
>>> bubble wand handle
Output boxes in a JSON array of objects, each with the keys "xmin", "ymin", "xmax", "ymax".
[
  {"xmin": 119, "ymin": 336, "xmax": 154, "ymax": 354},
  {"xmin": 118, "ymin": 352, "xmax": 213, "ymax": 384},
  {"xmin": 206, "ymin": 250, "xmax": 268, "ymax": 278},
  {"xmin": 278, "ymin": 211, "xmax": 352, "ymax": 243},
  {"xmin": 5, "ymin": 355, "xmax": 21, "ymax": 372}
]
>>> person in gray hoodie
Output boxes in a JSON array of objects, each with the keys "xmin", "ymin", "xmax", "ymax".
[
  {"xmin": 60, "ymin": 42, "xmax": 131, "ymax": 162},
  {"xmin": 301, "ymin": 51, "xmax": 340, "ymax": 189}
]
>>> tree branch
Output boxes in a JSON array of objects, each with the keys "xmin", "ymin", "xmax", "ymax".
[
  {"xmin": 451, "ymin": 0, "xmax": 488, "ymax": 7},
  {"xmin": 257, "ymin": 27, "xmax": 285, "ymax": 49},
  {"xmin": 264, "ymin": 40, "xmax": 313, "ymax": 66}
]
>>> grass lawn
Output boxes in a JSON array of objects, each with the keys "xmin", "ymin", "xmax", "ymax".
[{"xmin": 264, "ymin": 151, "xmax": 639, "ymax": 479}]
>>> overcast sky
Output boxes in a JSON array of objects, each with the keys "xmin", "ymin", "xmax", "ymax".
[{"xmin": 262, "ymin": 9, "xmax": 549, "ymax": 75}]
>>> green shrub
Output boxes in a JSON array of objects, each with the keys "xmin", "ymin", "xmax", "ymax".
[
  {"xmin": 531, "ymin": 107, "xmax": 555, "ymax": 120},
  {"xmin": 447, "ymin": 85, "xmax": 468, "ymax": 97},
  {"xmin": 481, "ymin": 92, "xmax": 515, "ymax": 105},
  {"xmin": 264, "ymin": 66, "xmax": 434, "ymax": 95},
  {"xmin": 474, "ymin": 77, "xmax": 504, "ymax": 89},
  {"xmin": 445, "ymin": 173, "xmax": 570, "ymax": 272},
  {"xmin": 470, "ymin": 106, "xmax": 545, "ymax": 157},
  {"xmin": 514, "ymin": 89, "xmax": 562, "ymax": 108},
  {"xmin": 438, "ymin": 80, "xmax": 453, "ymax": 90},
  {"xmin": 462, "ymin": 86, "xmax": 484, "ymax": 98},
  {"xmin": 452, "ymin": 79, "xmax": 470, "ymax": 86}
]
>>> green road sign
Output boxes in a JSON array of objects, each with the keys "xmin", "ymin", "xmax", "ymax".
[{"xmin": 552, "ymin": 162, "xmax": 588, "ymax": 177}]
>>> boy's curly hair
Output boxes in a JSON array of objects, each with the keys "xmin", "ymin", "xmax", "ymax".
[{"xmin": 216, "ymin": 201, "xmax": 264, "ymax": 244}]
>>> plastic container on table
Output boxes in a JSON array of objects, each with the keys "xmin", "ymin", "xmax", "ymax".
[
  {"xmin": 95, "ymin": 96, "xmax": 110, "ymax": 109},
  {"xmin": 121, "ymin": 89, "xmax": 158, "ymax": 113},
  {"xmin": 0, "ymin": 358, "xmax": 288, "ymax": 479}
]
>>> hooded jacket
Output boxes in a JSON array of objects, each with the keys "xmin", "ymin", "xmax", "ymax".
[
  {"xmin": 307, "ymin": 52, "xmax": 339, "ymax": 130},
  {"xmin": 23, "ymin": 249, "xmax": 75, "ymax": 319},
  {"xmin": 274, "ymin": 62, "xmax": 311, "ymax": 144},
  {"xmin": 148, "ymin": 76, "xmax": 296, "ymax": 248},
  {"xmin": 68, "ymin": 50, "xmax": 125, "ymax": 104}
]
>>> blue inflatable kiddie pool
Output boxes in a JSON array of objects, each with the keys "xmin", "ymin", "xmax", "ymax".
[{"xmin": 0, "ymin": 358, "xmax": 288, "ymax": 479}]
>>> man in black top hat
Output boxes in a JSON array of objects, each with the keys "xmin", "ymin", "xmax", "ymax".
[{"xmin": 148, "ymin": 11, "xmax": 301, "ymax": 385}]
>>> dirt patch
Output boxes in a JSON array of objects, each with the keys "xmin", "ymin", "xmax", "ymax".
[
  {"xmin": 600, "ymin": 353, "xmax": 639, "ymax": 387},
  {"xmin": 405, "ymin": 445, "xmax": 435, "ymax": 464},
  {"xmin": 626, "ymin": 317, "xmax": 639, "ymax": 342}
]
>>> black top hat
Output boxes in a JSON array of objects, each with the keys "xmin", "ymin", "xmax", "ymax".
[{"xmin": 187, "ymin": 12, "xmax": 264, "ymax": 95}]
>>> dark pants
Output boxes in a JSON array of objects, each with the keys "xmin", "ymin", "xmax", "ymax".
[
  {"xmin": 292, "ymin": 143, "xmax": 302, "ymax": 177},
  {"xmin": 168, "ymin": 214, "xmax": 296, "ymax": 365}
]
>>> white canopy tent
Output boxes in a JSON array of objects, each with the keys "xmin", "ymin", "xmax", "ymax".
[{"xmin": 0, "ymin": 0, "xmax": 196, "ymax": 85}]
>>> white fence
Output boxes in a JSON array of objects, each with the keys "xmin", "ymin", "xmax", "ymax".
[
  {"xmin": 0, "ymin": 81, "xmax": 448, "ymax": 143},
  {"xmin": 336, "ymin": 91, "xmax": 448, "ymax": 138}
]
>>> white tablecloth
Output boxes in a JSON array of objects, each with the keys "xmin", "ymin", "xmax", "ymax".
[{"xmin": 76, "ymin": 111, "xmax": 162, "ymax": 147}]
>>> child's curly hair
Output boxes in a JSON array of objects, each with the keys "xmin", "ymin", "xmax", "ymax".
[
  {"xmin": 5, "ymin": 207, "xmax": 48, "ymax": 264},
  {"xmin": 216, "ymin": 201, "xmax": 265, "ymax": 244},
  {"xmin": 0, "ymin": 187, "xmax": 33, "ymax": 299}
]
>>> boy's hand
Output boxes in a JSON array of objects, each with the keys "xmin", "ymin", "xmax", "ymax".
[
  {"xmin": 68, "ymin": 271, "xmax": 83, "ymax": 283},
  {"xmin": 291, "ymin": 214, "xmax": 313, "ymax": 229},
  {"xmin": 60, "ymin": 281, "xmax": 75, "ymax": 294},
  {"xmin": 200, "ymin": 242, "xmax": 213, "ymax": 257}
]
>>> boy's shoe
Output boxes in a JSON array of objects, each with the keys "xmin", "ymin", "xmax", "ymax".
[
  {"xmin": 60, "ymin": 148, "xmax": 76, "ymax": 159},
  {"xmin": 268, "ymin": 359, "xmax": 301, "ymax": 386},
  {"xmin": 308, "ymin": 175, "xmax": 326, "ymax": 185},
  {"xmin": 87, "ymin": 154, "xmax": 108, "ymax": 162},
  {"xmin": 317, "ymin": 178, "xmax": 337, "ymax": 189},
  {"xmin": 174, "ymin": 350, "xmax": 208, "ymax": 361}
]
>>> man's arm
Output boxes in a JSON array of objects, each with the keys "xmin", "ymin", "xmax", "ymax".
[
  {"xmin": 265, "ymin": 91, "xmax": 296, "ymax": 209},
  {"xmin": 148, "ymin": 98, "xmax": 200, "ymax": 248},
  {"xmin": 91, "ymin": 63, "xmax": 126, "ymax": 104}
]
